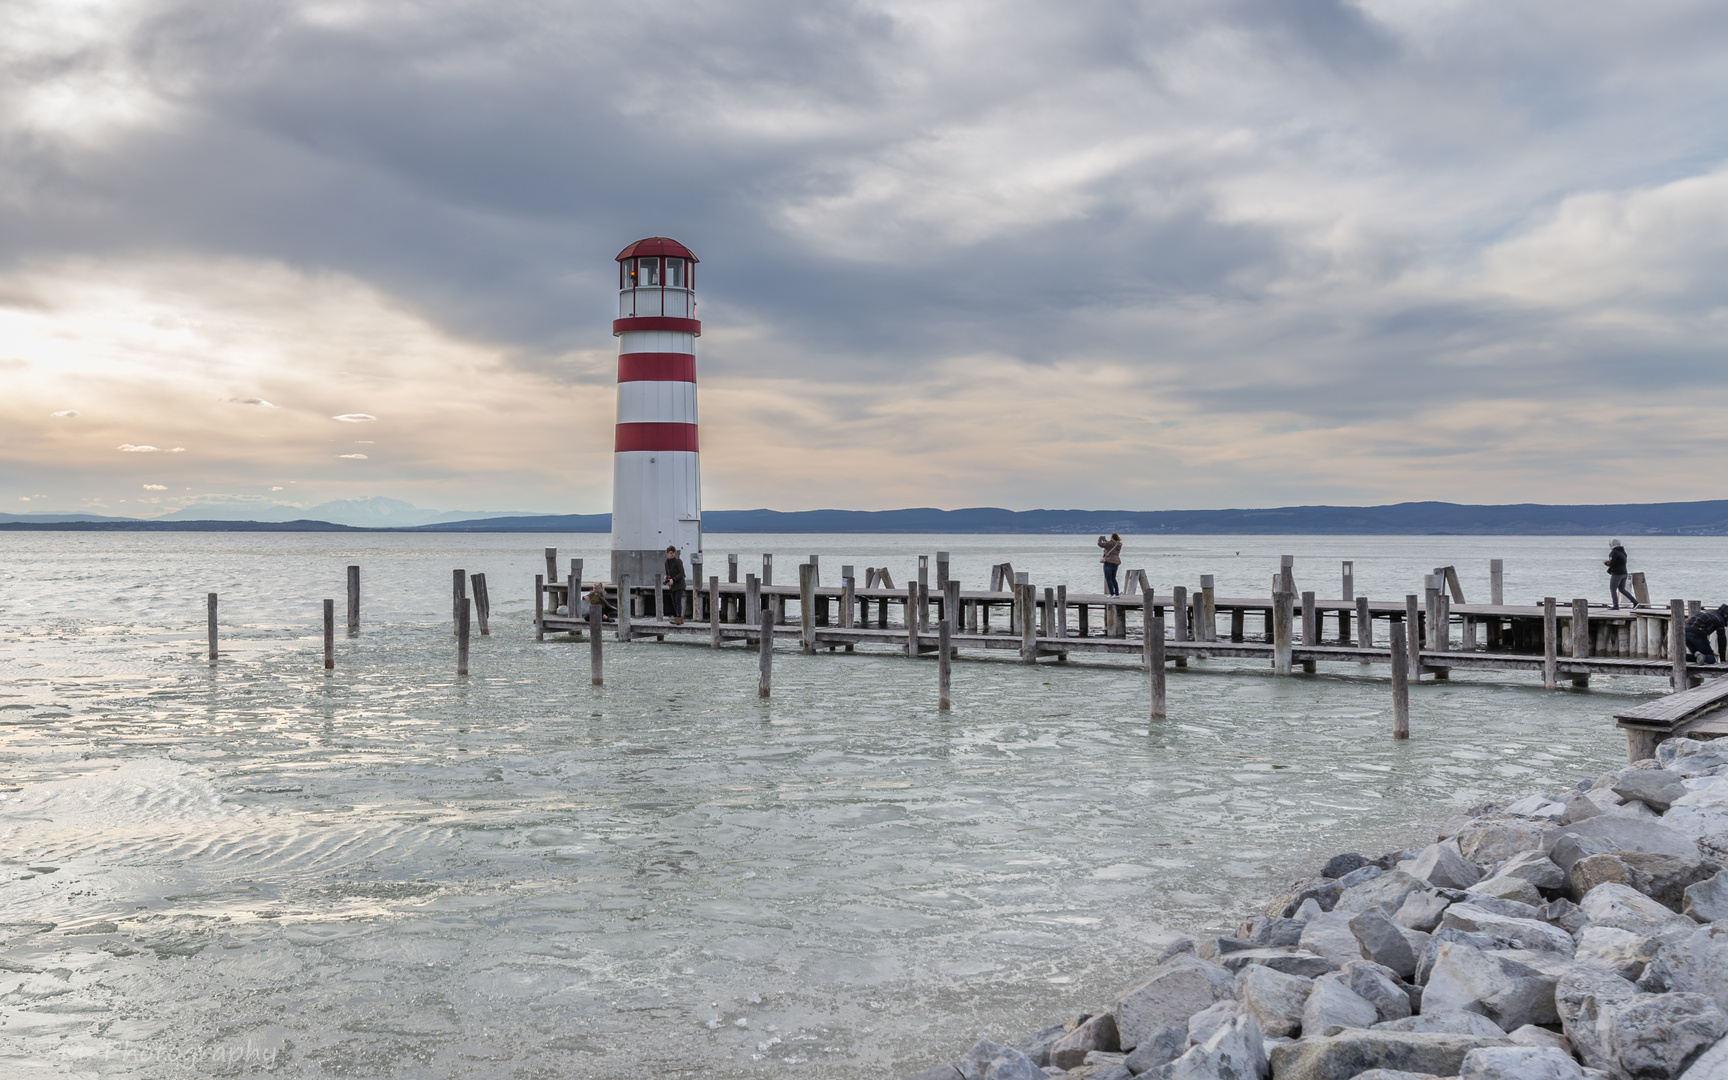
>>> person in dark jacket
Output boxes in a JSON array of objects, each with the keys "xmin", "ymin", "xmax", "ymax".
[
  {"xmin": 663, "ymin": 545, "xmax": 687, "ymax": 623},
  {"xmin": 1685, "ymin": 604, "xmax": 1728, "ymax": 664},
  {"xmin": 1604, "ymin": 540, "xmax": 1637, "ymax": 609}
]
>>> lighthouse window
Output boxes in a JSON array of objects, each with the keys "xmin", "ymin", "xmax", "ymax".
[
  {"xmin": 637, "ymin": 257, "xmax": 660, "ymax": 287},
  {"xmin": 621, "ymin": 259, "xmax": 635, "ymax": 288},
  {"xmin": 665, "ymin": 258, "xmax": 685, "ymax": 288}
]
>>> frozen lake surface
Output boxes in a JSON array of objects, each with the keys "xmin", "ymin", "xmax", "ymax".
[{"xmin": 0, "ymin": 532, "xmax": 1706, "ymax": 1077}]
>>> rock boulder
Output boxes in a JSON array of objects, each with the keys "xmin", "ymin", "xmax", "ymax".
[
  {"xmin": 1113, "ymin": 954, "xmax": 1234, "ymax": 1052},
  {"xmin": 1267, "ymin": 1030, "xmax": 1510, "ymax": 1080}
]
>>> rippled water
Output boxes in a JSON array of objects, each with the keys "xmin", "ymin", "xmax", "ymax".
[{"xmin": 0, "ymin": 532, "xmax": 1712, "ymax": 1077}]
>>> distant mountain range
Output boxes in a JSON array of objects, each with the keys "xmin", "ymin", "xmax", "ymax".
[
  {"xmin": 0, "ymin": 496, "xmax": 549, "ymax": 529},
  {"xmin": 9, "ymin": 500, "xmax": 1728, "ymax": 534}
]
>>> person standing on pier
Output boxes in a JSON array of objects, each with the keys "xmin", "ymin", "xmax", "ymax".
[
  {"xmin": 664, "ymin": 545, "xmax": 687, "ymax": 624},
  {"xmin": 1097, "ymin": 533, "xmax": 1123, "ymax": 596},
  {"xmin": 1605, "ymin": 540, "xmax": 1637, "ymax": 609}
]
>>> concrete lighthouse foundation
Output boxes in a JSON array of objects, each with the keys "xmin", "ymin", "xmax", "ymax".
[{"xmin": 610, "ymin": 237, "xmax": 702, "ymax": 591}]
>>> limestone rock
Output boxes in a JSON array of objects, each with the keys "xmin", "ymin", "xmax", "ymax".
[
  {"xmin": 1440, "ymin": 904, "xmax": 1577, "ymax": 956},
  {"xmin": 1554, "ymin": 964, "xmax": 1640, "ymax": 1072},
  {"xmin": 1396, "ymin": 891, "xmax": 1453, "ymax": 932},
  {"xmin": 1113, "ymin": 953, "xmax": 1234, "ymax": 1052},
  {"xmin": 1159, "ymin": 1013, "xmax": 1267, "ymax": 1080},
  {"xmin": 1302, "ymin": 910, "xmax": 1370, "ymax": 968},
  {"xmin": 1218, "ymin": 949, "xmax": 1338, "ymax": 978},
  {"xmin": 1677, "ymin": 1031, "xmax": 1728, "ymax": 1079},
  {"xmin": 1188, "ymin": 1000, "xmax": 1240, "ymax": 1044},
  {"xmin": 1267, "ymin": 1030, "xmax": 1511, "ymax": 1080},
  {"xmin": 1338, "ymin": 871, "xmax": 1428, "ymax": 917},
  {"xmin": 1572, "ymin": 855, "xmax": 1638, "ymax": 899},
  {"xmin": 1612, "ymin": 770, "xmax": 1689, "ymax": 813},
  {"xmin": 1294, "ymin": 898, "xmax": 1324, "ymax": 923},
  {"xmin": 1489, "ymin": 851, "xmax": 1569, "ymax": 893},
  {"xmin": 1548, "ymin": 818, "xmax": 1699, "ymax": 876},
  {"xmin": 1417, "ymin": 929, "xmax": 1502, "ymax": 985},
  {"xmin": 1472, "ymin": 875, "xmax": 1547, "ymax": 908},
  {"xmin": 1684, "ymin": 873, "xmax": 1728, "ymax": 924},
  {"xmin": 1580, "ymin": 883, "xmax": 1697, "ymax": 938},
  {"xmin": 1507, "ymin": 1026, "xmax": 1573, "ymax": 1053},
  {"xmin": 1459, "ymin": 1045, "xmax": 1585, "ymax": 1080},
  {"xmin": 1323, "ymin": 853, "xmax": 1370, "ymax": 879},
  {"xmin": 1304, "ymin": 973, "xmax": 1379, "ymax": 1036},
  {"xmin": 1019, "ymin": 1025, "xmax": 1068, "ymax": 1068},
  {"xmin": 1235, "ymin": 964, "xmax": 1313, "ymax": 1039},
  {"xmin": 1340, "ymin": 865, "xmax": 1390, "ymax": 890},
  {"xmin": 1620, "ymin": 852, "xmax": 1714, "ymax": 909},
  {"xmin": 1051, "ymin": 1012, "xmax": 1119, "ymax": 1070},
  {"xmin": 1335, "ymin": 959, "xmax": 1415, "ymax": 1023},
  {"xmin": 1577, "ymin": 926, "xmax": 1663, "ymax": 981},
  {"xmin": 1457, "ymin": 818, "xmax": 1552, "ymax": 867},
  {"xmin": 1540, "ymin": 898, "xmax": 1590, "ymax": 937},
  {"xmin": 959, "ymin": 1039, "xmax": 1049, "ymax": 1080},
  {"xmin": 1506, "ymin": 794, "xmax": 1569, "ymax": 821},
  {"xmin": 1592, "ymin": 991, "xmax": 1728, "ymax": 1080},
  {"xmin": 1349, "ymin": 1072, "xmax": 1442, "ymax": 1080},
  {"xmin": 1562, "ymin": 793, "xmax": 1606, "ymax": 825},
  {"xmin": 1643, "ymin": 924, "xmax": 1728, "ymax": 1011},
  {"xmin": 1405, "ymin": 841, "xmax": 1483, "ymax": 890},
  {"xmin": 1422, "ymin": 941, "xmax": 1560, "ymax": 1029},
  {"xmin": 1377, "ymin": 1010, "xmax": 1509, "ymax": 1038},
  {"xmin": 1249, "ymin": 917, "xmax": 1309, "ymax": 948},
  {"xmin": 1123, "ymin": 1025, "xmax": 1187, "ymax": 1075},
  {"xmin": 1353, "ymin": 907, "xmax": 1420, "ymax": 979}
]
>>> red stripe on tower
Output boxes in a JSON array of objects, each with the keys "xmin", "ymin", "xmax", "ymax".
[
  {"xmin": 618, "ymin": 353, "xmax": 696, "ymax": 383},
  {"xmin": 614, "ymin": 422, "xmax": 699, "ymax": 453}
]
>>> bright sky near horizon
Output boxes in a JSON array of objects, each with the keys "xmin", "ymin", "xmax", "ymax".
[{"xmin": 3, "ymin": 0, "xmax": 1727, "ymax": 518}]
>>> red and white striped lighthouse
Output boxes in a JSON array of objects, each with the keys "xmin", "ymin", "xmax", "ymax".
[{"xmin": 610, "ymin": 237, "xmax": 702, "ymax": 588}]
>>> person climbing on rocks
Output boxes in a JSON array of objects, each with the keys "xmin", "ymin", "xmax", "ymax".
[{"xmin": 1685, "ymin": 603, "xmax": 1728, "ymax": 665}]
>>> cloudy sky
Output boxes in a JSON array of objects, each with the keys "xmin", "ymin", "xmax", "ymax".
[{"xmin": 3, "ymin": 0, "xmax": 1726, "ymax": 517}]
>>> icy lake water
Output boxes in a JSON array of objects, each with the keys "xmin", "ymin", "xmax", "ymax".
[{"xmin": 1, "ymin": 531, "xmax": 1720, "ymax": 1077}]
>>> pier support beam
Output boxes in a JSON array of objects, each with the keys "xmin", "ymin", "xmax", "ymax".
[
  {"xmin": 1390, "ymin": 623, "xmax": 1410, "ymax": 739},
  {"xmin": 1571, "ymin": 598, "xmax": 1591, "ymax": 688},
  {"xmin": 1272, "ymin": 591, "xmax": 1293, "ymax": 675},
  {"xmin": 1543, "ymin": 597, "xmax": 1558, "ymax": 690},
  {"xmin": 1672, "ymin": 598, "xmax": 1689, "ymax": 693},
  {"xmin": 1405, "ymin": 594, "xmax": 1422, "ymax": 683},
  {"xmin": 347, "ymin": 565, "xmax": 360, "ymax": 632},
  {"xmin": 591, "ymin": 602, "xmax": 604, "ymax": 684}
]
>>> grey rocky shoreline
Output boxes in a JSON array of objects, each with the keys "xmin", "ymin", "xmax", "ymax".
[{"xmin": 901, "ymin": 737, "xmax": 1728, "ymax": 1080}]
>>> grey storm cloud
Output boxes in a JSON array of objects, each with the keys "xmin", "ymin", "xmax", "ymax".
[{"xmin": 3, "ymin": 0, "xmax": 1727, "ymax": 509}]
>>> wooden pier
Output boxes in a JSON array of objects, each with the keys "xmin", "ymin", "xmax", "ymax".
[{"xmin": 533, "ymin": 551, "xmax": 1728, "ymax": 695}]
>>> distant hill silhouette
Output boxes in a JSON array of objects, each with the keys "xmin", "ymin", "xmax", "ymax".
[{"xmin": 9, "ymin": 501, "xmax": 1728, "ymax": 534}]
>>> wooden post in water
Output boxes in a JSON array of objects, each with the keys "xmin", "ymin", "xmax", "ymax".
[
  {"xmin": 1279, "ymin": 555, "xmax": 1295, "ymax": 596},
  {"xmin": 762, "ymin": 553, "xmax": 773, "ymax": 587},
  {"xmin": 758, "ymin": 607, "xmax": 772, "ymax": 698},
  {"xmin": 1171, "ymin": 585, "xmax": 1188, "ymax": 668},
  {"xmin": 207, "ymin": 592, "xmax": 218, "ymax": 661},
  {"xmin": 1432, "ymin": 591, "xmax": 1450, "ymax": 680},
  {"xmin": 744, "ymin": 573, "xmax": 760, "ymax": 642},
  {"xmin": 1389, "ymin": 622, "xmax": 1410, "ymax": 739},
  {"xmin": 728, "ymin": 554, "xmax": 738, "ymax": 584},
  {"xmin": 1338, "ymin": 565, "xmax": 1352, "ymax": 645},
  {"xmin": 906, "ymin": 582, "xmax": 920, "ymax": 658},
  {"xmin": 1055, "ymin": 585, "xmax": 1068, "ymax": 639},
  {"xmin": 471, "ymin": 573, "xmax": 491, "ymax": 636},
  {"xmin": 1632, "ymin": 572, "xmax": 1649, "ymax": 606},
  {"xmin": 936, "ymin": 551, "xmax": 949, "ymax": 592},
  {"xmin": 1300, "ymin": 591, "xmax": 1317, "ymax": 673},
  {"xmin": 917, "ymin": 556, "xmax": 931, "ymax": 631},
  {"xmin": 1423, "ymin": 575, "xmax": 1442, "ymax": 650},
  {"xmin": 1405, "ymin": 594, "xmax": 1423, "ymax": 683},
  {"xmin": 1542, "ymin": 597, "xmax": 1558, "ymax": 690},
  {"xmin": 945, "ymin": 580, "xmax": 961, "ymax": 656},
  {"xmin": 1571, "ymin": 598, "xmax": 1591, "ymax": 688},
  {"xmin": 1442, "ymin": 566, "xmax": 1465, "ymax": 603},
  {"xmin": 590, "ymin": 599, "xmax": 604, "ymax": 684},
  {"xmin": 1341, "ymin": 561, "xmax": 1354, "ymax": 602},
  {"xmin": 323, "ymin": 599, "xmax": 334, "ymax": 671},
  {"xmin": 457, "ymin": 598, "xmax": 471, "ymax": 676},
  {"xmin": 1042, "ymin": 587, "xmax": 1054, "ymax": 638},
  {"xmin": 1147, "ymin": 603, "xmax": 1165, "ymax": 719},
  {"xmin": 1356, "ymin": 595, "xmax": 1371, "ymax": 648},
  {"xmin": 1490, "ymin": 559, "xmax": 1504, "ymax": 606},
  {"xmin": 1272, "ymin": 590, "xmax": 1293, "ymax": 675},
  {"xmin": 452, "ymin": 569, "xmax": 466, "ymax": 635},
  {"xmin": 800, "ymin": 563, "xmax": 817, "ymax": 654},
  {"xmin": 938, "ymin": 618, "xmax": 952, "ymax": 710},
  {"xmin": 534, "ymin": 574, "xmax": 545, "ymax": 641},
  {"xmin": 544, "ymin": 548, "xmax": 558, "ymax": 587},
  {"xmin": 347, "ymin": 565, "xmax": 360, "ymax": 631},
  {"xmin": 1020, "ymin": 582, "xmax": 1037, "ymax": 663},
  {"xmin": 1200, "ymin": 575, "xmax": 1216, "ymax": 642},
  {"xmin": 1671, "ymin": 599, "xmax": 1688, "ymax": 692},
  {"xmin": 618, "ymin": 574, "xmax": 633, "ymax": 642},
  {"xmin": 709, "ymin": 576, "xmax": 721, "ymax": 648}
]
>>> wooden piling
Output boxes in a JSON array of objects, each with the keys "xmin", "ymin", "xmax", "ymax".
[
  {"xmin": 1171, "ymin": 585, "xmax": 1188, "ymax": 667},
  {"xmin": 457, "ymin": 598, "xmax": 471, "ymax": 676},
  {"xmin": 1148, "ymin": 608, "xmax": 1166, "ymax": 719},
  {"xmin": 1020, "ymin": 582, "xmax": 1036, "ymax": 663},
  {"xmin": 347, "ymin": 565, "xmax": 360, "ymax": 631},
  {"xmin": 590, "ymin": 597, "xmax": 604, "ymax": 684},
  {"xmin": 842, "ymin": 574, "xmax": 856, "ymax": 631},
  {"xmin": 1272, "ymin": 591, "xmax": 1293, "ymax": 675},
  {"xmin": 1041, "ymin": 587, "xmax": 1054, "ymax": 638},
  {"xmin": 323, "ymin": 598, "xmax": 334, "ymax": 671},
  {"xmin": 472, "ymin": 573, "xmax": 491, "ymax": 636},
  {"xmin": 944, "ymin": 579, "xmax": 961, "ymax": 645},
  {"xmin": 709, "ymin": 576, "xmax": 721, "ymax": 649},
  {"xmin": 452, "ymin": 569, "xmax": 466, "ymax": 635},
  {"xmin": 544, "ymin": 547, "xmax": 557, "ymax": 587},
  {"xmin": 1671, "ymin": 598, "xmax": 1688, "ymax": 692},
  {"xmin": 744, "ymin": 574, "xmax": 760, "ymax": 640},
  {"xmin": 1055, "ymin": 585, "xmax": 1068, "ymax": 639},
  {"xmin": 1301, "ymin": 590, "xmax": 1317, "ymax": 673},
  {"xmin": 1632, "ymin": 572, "xmax": 1649, "ymax": 606},
  {"xmin": 758, "ymin": 606, "xmax": 772, "ymax": 698},
  {"xmin": 1570, "ymin": 598, "xmax": 1591, "ymax": 688},
  {"xmin": 1279, "ymin": 555, "xmax": 1295, "ymax": 596},
  {"xmin": 907, "ymin": 582, "xmax": 920, "ymax": 658},
  {"xmin": 1490, "ymin": 559, "xmax": 1504, "ymax": 606},
  {"xmin": 1442, "ymin": 566, "xmax": 1465, "ymax": 603},
  {"xmin": 1230, "ymin": 607, "xmax": 1244, "ymax": 643},
  {"xmin": 534, "ymin": 573, "xmax": 545, "ymax": 641},
  {"xmin": 938, "ymin": 618, "xmax": 952, "ymax": 710},
  {"xmin": 936, "ymin": 551, "xmax": 950, "ymax": 591},
  {"xmin": 728, "ymin": 554, "xmax": 738, "ymax": 583},
  {"xmin": 1341, "ymin": 561, "xmax": 1354, "ymax": 602},
  {"xmin": 570, "ymin": 559, "xmax": 583, "ymax": 602},
  {"xmin": 618, "ymin": 574, "xmax": 633, "ymax": 642},
  {"xmin": 762, "ymin": 553, "xmax": 773, "ymax": 587},
  {"xmin": 207, "ymin": 592, "xmax": 218, "ymax": 661},
  {"xmin": 1356, "ymin": 595, "xmax": 1371, "ymax": 648},
  {"xmin": 1543, "ymin": 597, "xmax": 1558, "ymax": 690},
  {"xmin": 800, "ymin": 563, "xmax": 817, "ymax": 654},
  {"xmin": 1389, "ymin": 622, "xmax": 1410, "ymax": 739},
  {"xmin": 1405, "ymin": 594, "xmax": 1423, "ymax": 683},
  {"xmin": 1200, "ymin": 574, "xmax": 1216, "ymax": 641},
  {"xmin": 1433, "ymin": 591, "xmax": 1450, "ymax": 680}
]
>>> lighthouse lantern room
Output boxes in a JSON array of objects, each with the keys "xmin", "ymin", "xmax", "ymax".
[{"xmin": 610, "ymin": 237, "xmax": 702, "ymax": 591}]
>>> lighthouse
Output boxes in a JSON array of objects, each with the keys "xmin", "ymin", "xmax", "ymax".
[{"xmin": 610, "ymin": 237, "xmax": 702, "ymax": 590}]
